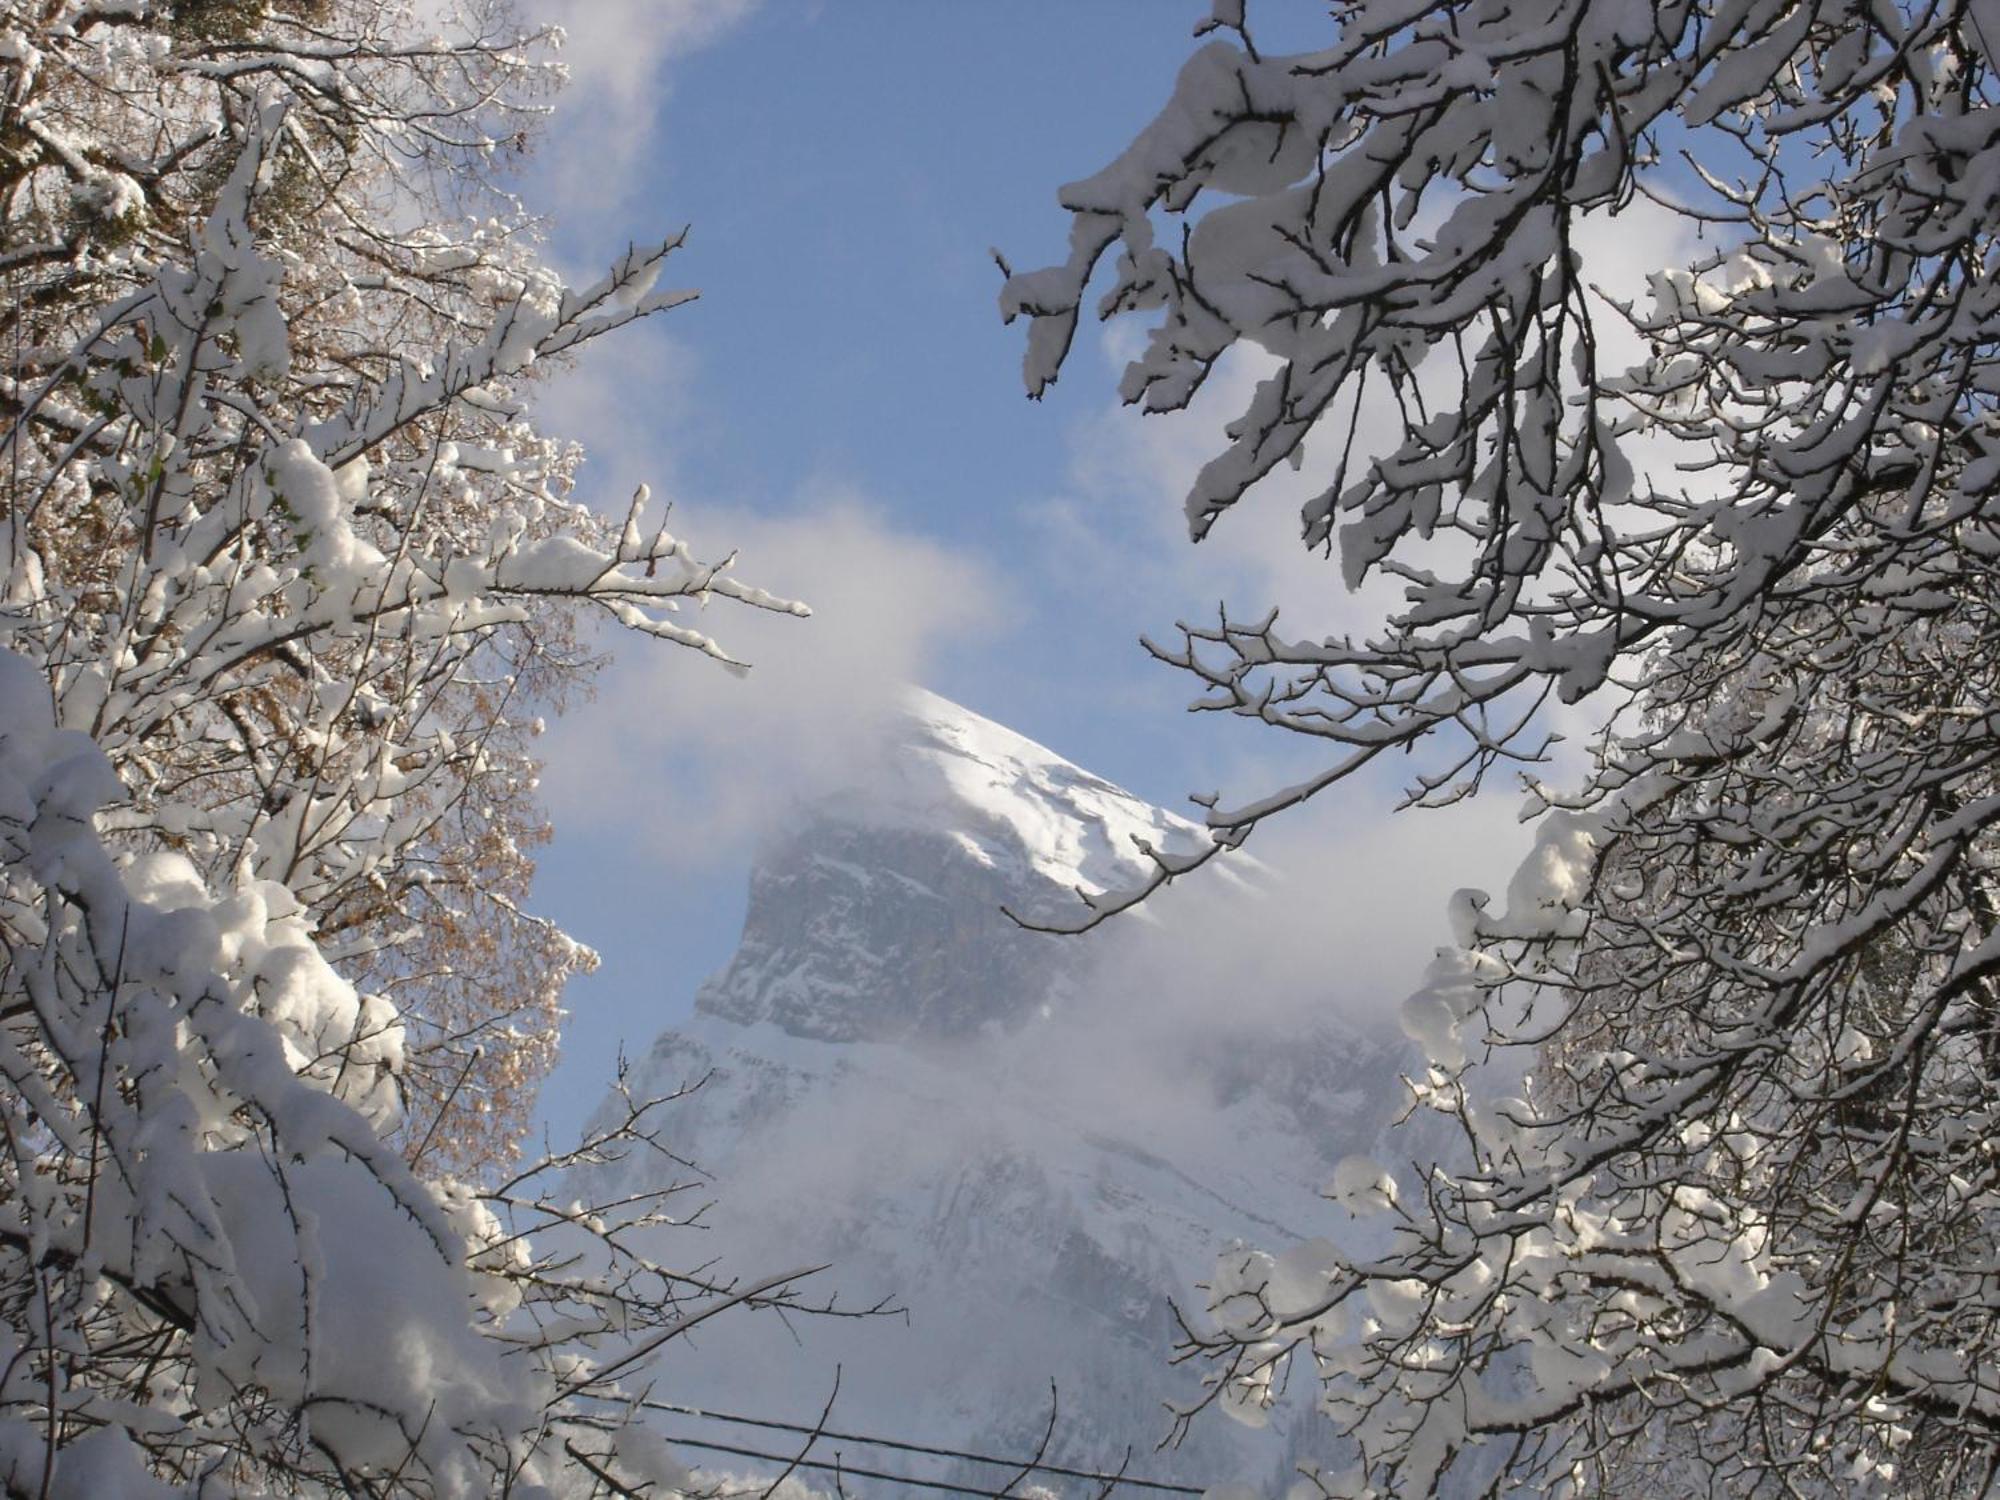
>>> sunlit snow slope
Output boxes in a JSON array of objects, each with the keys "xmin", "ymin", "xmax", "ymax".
[{"xmin": 581, "ymin": 690, "xmax": 1415, "ymax": 1495}]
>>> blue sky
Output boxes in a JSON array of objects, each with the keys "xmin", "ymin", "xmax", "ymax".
[{"xmin": 515, "ymin": 2, "xmax": 1545, "ymax": 1149}]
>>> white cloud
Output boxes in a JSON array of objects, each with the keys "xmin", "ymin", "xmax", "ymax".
[
  {"xmin": 521, "ymin": 0, "xmax": 763, "ymax": 222},
  {"xmin": 531, "ymin": 314, "xmax": 705, "ymax": 499},
  {"xmin": 539, "ymin": 491, "xmax": 1000, "ymax": 866},
  {"xmin": 525, "ymin": 254, "xmax": 999, "ymax": 870},
  {"xmin": 545, "ymin": 0, "xmax": 757, "ymax": 107}
]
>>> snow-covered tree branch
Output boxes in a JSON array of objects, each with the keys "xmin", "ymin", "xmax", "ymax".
[
  {"xmin": 1010, "ymin": 0, "xmax": 2000, "ymax": 1492},
  {"xmin": 0, "ymin": 2, "xmax": 831, "ymax": 1494},
  {"xmin": 1, "ymin": 0, "xmax": 814, "ymax": 1172}
]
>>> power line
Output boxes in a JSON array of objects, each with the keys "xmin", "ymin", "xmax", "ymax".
[
  {"xmin": 662, "ymin": 1431, "xmax": 1040, "ymax": 1498},
  {"xmin": 658, "ymin": 1430, "xmax": 1199, "ymax": 1500},
  {"xmin": 648, "ymin": 1400, "xmax": 1204, "ymax": 1495},
  {"xmin": 645, "ymin": 1402, "xmax": 1206, "ymax": 1497}
]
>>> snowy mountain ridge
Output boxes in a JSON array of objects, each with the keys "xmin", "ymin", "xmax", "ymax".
[{"xmin": 586, "ymin": 690, "xmax": 1413, "ymax": 1494}]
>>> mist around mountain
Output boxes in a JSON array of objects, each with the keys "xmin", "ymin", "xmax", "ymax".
[{"xmin": 578, "ymin": 690, "xmax": 1444, "ymax": 1496}]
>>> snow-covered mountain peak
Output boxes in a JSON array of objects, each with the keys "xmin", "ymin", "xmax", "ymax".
[
  {"xmin": 693, "ymin": 689, "xmax": 1208, "ymax": 1042},
  {"xmin": 858, "ymin": 687, "xmax": 1204, "ymax": 898}
]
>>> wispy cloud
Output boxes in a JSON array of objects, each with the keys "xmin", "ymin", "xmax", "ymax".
[
  {"xmin": 547, "ymin": 0, "xmax": 758, "ymax": 109},
  {"xmin": 539, "ymin": 490, "xmax": 1001, "ymax": 866},
  {"xmin": 522, "ymin": 0, "xmax": 763, "ymax": 225}
]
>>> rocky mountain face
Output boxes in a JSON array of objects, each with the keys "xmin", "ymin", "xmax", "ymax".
[{"xmin": 581, "ymin": 691, "xmax": 1422, "ymax": 1496}]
